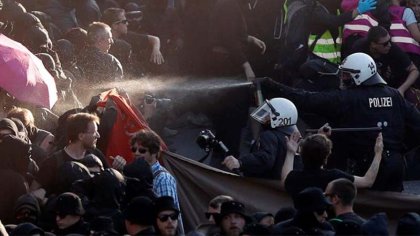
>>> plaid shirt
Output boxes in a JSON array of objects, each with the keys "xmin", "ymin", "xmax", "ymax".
[{"xmin": 151, "ymin": 161, "xmax": 184, "ymax": 233}]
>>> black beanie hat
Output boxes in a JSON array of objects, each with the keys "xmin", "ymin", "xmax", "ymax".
[
  {"xmin": 0, "ymin": 118, "xmax": 18, "ymax": 136},
  {"xmin": 123, "ymin": 196, "xmax": 155, "ymax": 225}
]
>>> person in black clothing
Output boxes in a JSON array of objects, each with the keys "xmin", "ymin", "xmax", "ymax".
[
  {"xmin": 154, "ymin": 196, "xmax": 180, "ymax": 236},
  {"xmin": 123, "ymin": 196, "xmax": 156, "ymax": 235},
  {"xmin": 272, "ymin": 187, "xmax": 335, "ymax": 235},
  {"xmin": 213, "ymin": 200, "xmax": 252, "ymax": 236},
  {"xmin": 222, "ymin": 97, "xmax": 302, "ymax": 179},
  {"xmin": 351, "ymin": 26, "xmax": 419, "ymax": 98},
  {"xmin": 30, "ymin": 113, "xmax": 102, "ymax": 199},
  {"xmin": 208, "ymin": 0, "xmax": 266, "ymax": 79},
  {"xmin": 325, "ymin": 178, "xmax": 366, "ymax": 230},
  {"xmin": 101, "ymin": 7, "xmax": 165, "ymax": 75},
  {"xmin": 280, "ymin": 130, "xmax": 383, "ymax": 198},
  {"xmin": 52, "ymin": 192, "xmax": 90, "ymax": 235},
  {"xmin": 7, "ymin": 106, "xmax": 55, "ymax": 156},
  {"xmin": 260, "ymin": 52, "xmax": 420, "ymax": 192}
]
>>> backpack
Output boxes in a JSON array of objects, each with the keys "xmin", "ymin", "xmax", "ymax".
[
  {"xmin": 274, "ymin": 0, "xmax": 325, "ymax": 72},
  {"xmin": 275, "ymin": 0, "xmax": 317, "ymax": 45}
]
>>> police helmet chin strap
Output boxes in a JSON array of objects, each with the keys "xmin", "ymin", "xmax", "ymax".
[{"xmin": 265, "ymin": 99, "xmax": 280, "ymax": 120}]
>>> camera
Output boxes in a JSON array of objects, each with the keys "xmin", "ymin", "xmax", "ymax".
[
  {"xmin": 144, "ymin": 94, "xmax": 172, "ymax": 110},
  {"xmin": 196, "ymin": 129, "xmax": 229, "ymax": 154}
]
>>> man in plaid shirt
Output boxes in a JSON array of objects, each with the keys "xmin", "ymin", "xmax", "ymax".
[{"xmin": 113, "ymin": 129, "xmax": 184, "ymax": 233}]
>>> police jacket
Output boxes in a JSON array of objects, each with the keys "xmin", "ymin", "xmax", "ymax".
[
  {"xmin": 262, "ymin": 79, "xmax": 420, "ymax": 152},
  {"xmin": 239, "ymin": 127, "xmax": 301, "ymax": 179}
]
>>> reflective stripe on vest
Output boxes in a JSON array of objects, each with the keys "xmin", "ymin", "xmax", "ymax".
[
  {"xmin": 343, "ymin": 13, "xmax": 378, "ymax": 41},
  {"xmin": 343, "ymin": 24, "xmax": 372, "ymax": 32},
  {"xmin": 388, "ymin": 5, "xmax": 420, "ymax": 55},
  {"xmin": 308, "ymin": 37, "xmax": 342, "ymax": 45},
  {"xmin": 392, "ymin": 36, "xmax": 420, "ymax": 46},
  {"xmin": 309, "ymin": 31, "xmax": 341, "ymax": 63}
]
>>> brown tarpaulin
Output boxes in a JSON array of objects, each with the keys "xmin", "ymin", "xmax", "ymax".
[{"xmin": 161, "ymin": 151, "xmax": 420, "ymax": 232}]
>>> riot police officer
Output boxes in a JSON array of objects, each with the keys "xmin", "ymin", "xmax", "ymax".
[
  {"xmin": 222, "ymin": 97, "xmax": 302, "ymax": 179},
  {"xmin": 259, "ymin": 52, "xmax": 420, "ymax": 191}
]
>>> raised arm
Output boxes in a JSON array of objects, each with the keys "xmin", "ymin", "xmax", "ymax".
[
  {"xmin": 353, "ymin": 132, "xmax": 383, "ymax": 188},
  {"xmin": 147, "ymin": 35, "xmax": 165, "ymax": 65},
  {"xmin": 280, "ymin": 131, "xmax": 301, "ymax": 189}
]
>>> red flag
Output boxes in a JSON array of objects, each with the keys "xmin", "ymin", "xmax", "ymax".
[{"xmin": 96, "ymin": 89, "xmax": 166, "ymax": 165}]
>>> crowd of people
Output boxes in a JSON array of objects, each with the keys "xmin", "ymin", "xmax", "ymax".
[{"xmin": 2, "ymin": 0, "xmax": 420, "ymax": 235}]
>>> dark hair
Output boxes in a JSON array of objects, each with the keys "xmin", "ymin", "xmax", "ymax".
[
  {"xmin": 372, "ymin": 0, "xmax": 392, "ymax": 29},
  {"xmin": 300, "ymin": 134, "xmax": 332, "ymax": 169},
  {"xmin": 329, "ymin": 178, "xmax": 356, "ymax": 206},
  {"xmin": 66, "ymin": 113, "xmax": 99, "ymax": 143},
  {"xmin": 367, "ymin": 26, "xmax": 389, "ymax": 44},
  {"xmin": 64, "ymin": 27, "xmax": 87, "ymax": 54},
  {"xmin": 130, "ymin": 130, "xmax": 161, "ymax": 154},
  {"xmin": 208, "ymin": 195, "xmax": 234, "ymax": 209},
  {"xmin": 102, "ymin": 8, "xmax": 126, "ymax": 26}
]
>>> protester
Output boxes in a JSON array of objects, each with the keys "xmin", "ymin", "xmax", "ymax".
[
  {"xmin": 272, "ymin": 187, "xmax": 335, "ymax": 235},
  {"xmin": 7, "ymin": 107, "xmax": 55, "ymax": 155},
  {"xmin": 155, "ymin": 196, "xmax": 180, "ymax": 236},
  {"xmin": 351, "ymin": 26, "xmax": 419, "ymax": 98},
  {"xmin": 13, "ymin": 193, "xmax": 41, "ymax": 225},
  {"xmin": 325, "ymin": 178, "xmax": 366, "ymax": 231},
  {"xmin": 206, "ymin": 195, "xmax": 234, "ymax": 224},
  {"xmin": 10, "ymin": 222, "xmax": 45, "ymax": 236},
  {"xmin": 30, "ymin": 113, "xmax": 101, "ymax": 198},
  {"xmin": 193, "ymin": 195, "xmax": 234, "ymax": 236},
  {"xmin": 101, "ymin": 7, "xmax": 165, "ymax": 68},
  {"xmin": 52, "ymin": 192, "xmax": 90, "ymax": 235},
  {"xmin": 77, "ymin": 21, "xmax": 123, "ymax": 86},
  {"xmin": 112, "ymin": 129, "xmax": 184, "ymax": 233},
  {"xmin": 207, "ymin": 0, "xmax": 265, "ymax": 79},
  {"xmin": 213, "ymin": 201, "xmax": 252, "ymax": 236},
  {"xmin": 252, "ymin": 212, "xmax": 274, "ymax": 227},
  {"xmin": 123, "ymin": 158, "xmax": 157, "ymax": 203},
  {"xmin": 123, "ymin": 196, "xmax": 156, "ymax": 235},
  {"xmin": 280, "ymin": 131, "xmax": 383, "ymax": 198}
]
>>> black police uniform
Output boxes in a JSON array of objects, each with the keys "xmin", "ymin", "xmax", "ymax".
[
  {"xmin": 262, "ymin": 79, "xmax": 420, "ymax": 191},
  {"xmin": 239, "ymin": 127, "xmax": 302, "ymax": 179}
]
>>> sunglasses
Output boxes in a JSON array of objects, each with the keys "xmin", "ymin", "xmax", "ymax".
[
  {"xmin": 131, "ymin": 146, "xmax": 148, "ymax": 154},
  {"xmin": 377, "ymin": 39, "xmax": 391, "ymax": 47},
  {"xmin": 158, "ymin": 213, "xmax": 179, "ymax": 222},
  {"xmin": 205, "ymin": 212, "xmax": 218, "ymax": 219},
  {"xmin": 114, "ymin": 19, "xmax": 129, "ymax": 25}
]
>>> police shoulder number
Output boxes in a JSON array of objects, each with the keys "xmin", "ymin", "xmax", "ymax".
[{"xmin": 368, "ymin": 97, "xmax": 393, "ymax": 108}]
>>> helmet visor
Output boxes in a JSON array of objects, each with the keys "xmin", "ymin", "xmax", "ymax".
[{"xmin": 250, "ymin": 103, "xmax": 271, "ymax": 124}]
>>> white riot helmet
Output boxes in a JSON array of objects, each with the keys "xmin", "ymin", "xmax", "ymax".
[
  {"xmin": 251, "ymin": 98, "xmax": 298, "ymax": 133},
  {"xmin": 340, "ymin": 53, "xmax": 386, "ymax": 86}
]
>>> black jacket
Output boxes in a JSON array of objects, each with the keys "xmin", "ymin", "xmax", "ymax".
[
  {"xmin": 262, "ymin": 79, "xmax": 420, "ymax": 152},
  {"xmin": 239, "ymin": 127, "xmax": 302, "ymax": 179}
]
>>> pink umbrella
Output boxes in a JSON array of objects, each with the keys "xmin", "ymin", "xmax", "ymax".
[{"xmin": 0, "ymin": 34, "xmax": 58, "ymax": 109}]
